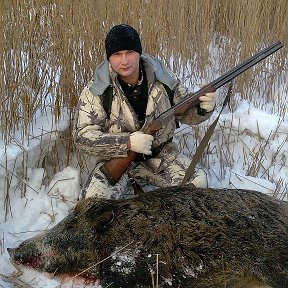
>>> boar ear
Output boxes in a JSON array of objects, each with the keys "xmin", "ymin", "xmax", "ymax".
[
  {"xmin": 94, "ymin": 208, "xmax": 115, "ymax": 233},
  {"xmin": 83, "ymin": 201, "xmax": 116, "ymax": 233}
]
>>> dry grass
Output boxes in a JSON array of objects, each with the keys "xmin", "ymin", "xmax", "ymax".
[
  {"xmin": 0, "ymin": 0, "xmax": 287, "ymax": 198},
  {"xmin": 1, "ymin": 0, "xmax": 287, "ymax": 142},
  {"xmin": 0, "ymin": 232, "xmax": 3, "ymax": 255}
]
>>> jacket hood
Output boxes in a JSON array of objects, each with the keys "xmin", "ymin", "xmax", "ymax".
[{"xmin": 89, "ymin": 53, "xmax": 180, "ymax": 96}]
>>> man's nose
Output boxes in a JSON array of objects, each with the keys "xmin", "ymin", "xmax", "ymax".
[{"xmin": 121, "ymin": 54, "xmax": 128, "ymax": 64}]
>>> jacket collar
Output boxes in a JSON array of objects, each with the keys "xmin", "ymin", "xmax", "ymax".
[{"xmin": 89, "ymin": 53, "xmax": 180, "ymax": 96}]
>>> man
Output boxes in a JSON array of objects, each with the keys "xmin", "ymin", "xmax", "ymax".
[{"xmin": 74, "ymin": 24, "xmax": 216, "ymax": 199}]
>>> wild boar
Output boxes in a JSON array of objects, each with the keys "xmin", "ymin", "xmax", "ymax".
[{"xmin": 8, "ymin": 186, "xmax": 288, "ymax": 288}]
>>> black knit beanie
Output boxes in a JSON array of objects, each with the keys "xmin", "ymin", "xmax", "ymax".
[{"xmin": 105, "ymin": 24, "xmax": 142, "ymax": 59}]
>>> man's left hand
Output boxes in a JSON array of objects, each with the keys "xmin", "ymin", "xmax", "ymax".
[{"xmin": 199, "ymin": 92, "xmax": 216, "ymax": 112}]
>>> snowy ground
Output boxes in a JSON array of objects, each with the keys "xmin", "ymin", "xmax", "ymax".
[{"xmin": 0, "ymin": 73, "xmax": 287, "ymax": 287}]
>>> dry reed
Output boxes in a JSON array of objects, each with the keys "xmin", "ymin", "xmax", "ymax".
[
  {"xmin": 1, "ymin": 0, "xmax": 287, "ymax": 143},
  {"xmin": 1, "ymin": 0, "xmax": 287, "ymax": 198}
]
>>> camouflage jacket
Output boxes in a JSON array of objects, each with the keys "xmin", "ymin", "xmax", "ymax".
[{"xmin": 73, "ymin": 53, "xmax": 212, "ymax": 162}]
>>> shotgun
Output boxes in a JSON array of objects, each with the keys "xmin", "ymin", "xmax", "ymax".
[{"xmin": 100, "ymin": 40, "xmax": 283, "ymax": 185}]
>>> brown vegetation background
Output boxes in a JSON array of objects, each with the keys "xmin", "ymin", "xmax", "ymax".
[
  {"xmin": 0, "ymin": 0, "xmax": 287, "ymax": 200},
  {"xmin": 1, "ymin": 0, "xmax": 287, "ymax": 144}
]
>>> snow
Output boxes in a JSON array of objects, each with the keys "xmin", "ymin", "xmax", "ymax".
[{"xmin": 0, "ymin": 68, "xmax": 287, "ymax": 288}]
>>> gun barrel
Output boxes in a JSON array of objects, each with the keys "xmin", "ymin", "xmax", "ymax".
[
  {"xmin": 172, "ymin": 41, "xmax": 283, "ymax": 114},
  {"xmin": 213, "ymin": 40, "xmax": 283, "ymax": 89}
]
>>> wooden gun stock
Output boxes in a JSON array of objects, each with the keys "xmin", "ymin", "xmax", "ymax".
[{"xmin": 100, "ymin": 41, "xmax": 283, "ymax": 185}]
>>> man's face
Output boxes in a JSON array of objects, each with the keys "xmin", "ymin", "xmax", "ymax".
[{"xmin": 109, "ymin": 50, "xmax": 140, "ymax": 85}]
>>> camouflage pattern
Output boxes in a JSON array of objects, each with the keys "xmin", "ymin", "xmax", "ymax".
[{"xmin": 74, "ymin": 54, "xmax": 212, "ymax": 198}]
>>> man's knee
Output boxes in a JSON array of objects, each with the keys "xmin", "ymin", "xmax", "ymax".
[
  {"xmin": 84, "ymin": 177, "xmax": 110, "ymax": 198},
  {"xmin": 83, "ymin": 165, "xmax": 130, "ymax": 199},
  {"xmin": 189, "ymin": 168, "xmax": 208, "ymax": 188}
]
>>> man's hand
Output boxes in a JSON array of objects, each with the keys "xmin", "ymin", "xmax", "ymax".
[
  {"xmin": 199, "ymin": 92, "xmax": 216, "ymax": 112},
  {"xmin": 129, "ymin": 131, "xmax": 154, "ymax": 155}
]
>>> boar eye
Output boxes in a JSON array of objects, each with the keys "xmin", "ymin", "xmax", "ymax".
[
  {"xmin": 66, "ymin": 224, "xmax": 74, "ymax": 229},
  {"xmin": 66, "ymin": 219, "xmax": 77, "ymax": 230}
]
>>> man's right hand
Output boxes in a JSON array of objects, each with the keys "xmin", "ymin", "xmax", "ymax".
[{"xmin": 129, "ymin": 131, "xmax": 154, "ymax": 155}]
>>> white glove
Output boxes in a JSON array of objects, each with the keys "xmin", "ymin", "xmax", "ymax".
[
  {"xmin": 129, "ymin": 131, "xmax": 153, "ymax": 155},
  {"xmin": 199, "ymin": 92, "xmax": 216, "ymax": 112}
]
